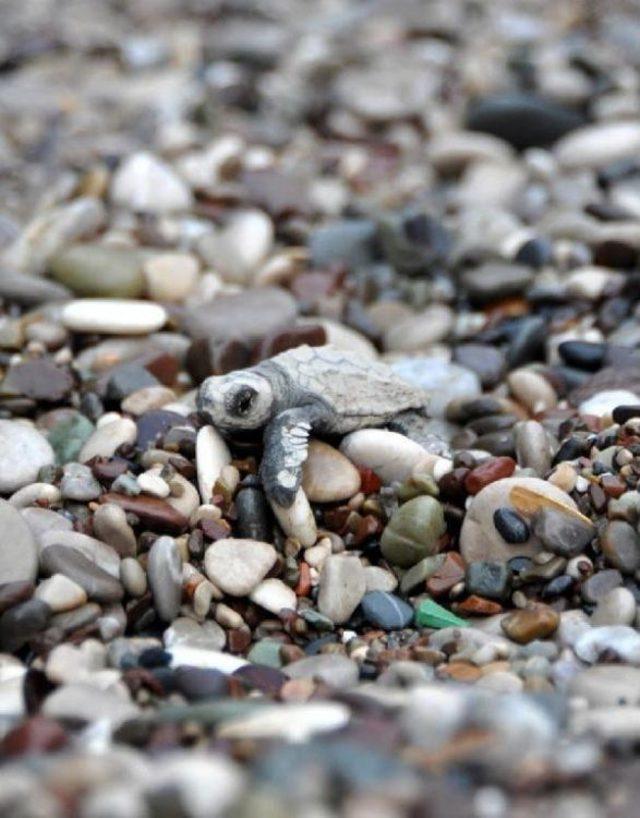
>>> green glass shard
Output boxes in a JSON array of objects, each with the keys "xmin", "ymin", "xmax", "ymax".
[{"xmin": 415, "ymin": 598, "xmax": 468, "ymax": 629}]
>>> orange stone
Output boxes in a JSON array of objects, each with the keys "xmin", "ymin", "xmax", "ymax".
[
  {"xmin": 437, "ymin": 661, "xmax": 482, "ymax": 683},
  {"xmin": 501, "ymin": 604, "xmax": 559, "ymax": 644},
  {"xmin": 457, "ymin": 595, "xmax": 503, "ymax": 616}
]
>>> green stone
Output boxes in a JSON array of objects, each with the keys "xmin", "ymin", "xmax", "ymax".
[
  {"xmin": 415, "ymin": 598, "xmax": 468, "ymax": 630},
  {"xmin": 301, "ymin": 609, "xmax": 334, "ymax": 631},
  {"xmin": 247, "ymin": 639, "xmax": 283, "ymax": 668},
  {"xmin": 381, "ymin": 496, "xmax": 446, "ymax": 568},
  {"xmin": 46, "ymin": 413, "xmax": 95, "ymax": 465},
  {"xmin": 50, "ymin": 243, "xmax": 150, "ymax": 297},
  {"xmin": 396, "ymin": 472, "xmax": 439, "ymax": 502},
  {"xmin": 399, "ymin": 554, "xmax": 446, "ymax": 595}
]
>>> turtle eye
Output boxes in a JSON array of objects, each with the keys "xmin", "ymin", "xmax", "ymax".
[{"xmin": 233, "ymin": 386, "xmax": 256, "ymax": 416}]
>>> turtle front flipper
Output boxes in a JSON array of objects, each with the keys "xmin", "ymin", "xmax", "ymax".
[{"xmin": 260, "ymin": 408, "xmax": 315, "ymax": 507}]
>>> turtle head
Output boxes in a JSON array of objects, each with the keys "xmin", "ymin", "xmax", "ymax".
[{"xmin": 197, "ymin": 371, "xmax": 275, "ymax": 431}]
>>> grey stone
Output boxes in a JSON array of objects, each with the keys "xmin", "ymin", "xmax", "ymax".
[
  {"xmin": 284, "ymin": 654, "xmax": 359, "ymax": 688},
  {"xmin": 465, "ymin": 561, "xmax": 509, "ymax": 599},
  {"xmin": 147, "ymin": 536, "xmax": 182, "ymax": 622},
  {"xmin": 360, "ymin": 591, "xmax": 413, "ymax": 630},
  {"xmin": 532, "ymin": 507, "xmax": 595, "ymax": 558},
  {"xmin": 40, "ymin": 545, "xmax": 123, "ymax": 603},
  {"xmin": 318, "ymin": 555, "xmax": 366, "ymax": 624},
  {"xmin": 60, "ymin": 462, "xmax": 102, "ymax": 501},
  {"xmin": 0, "ymin": 421, "xmax": 55, "ymax": 493},
  {"xmin": 0, "ymin": 499, "xmax": 38, "ymax": 584}
]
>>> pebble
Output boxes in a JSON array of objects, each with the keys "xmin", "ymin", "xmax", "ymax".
[
  {"xmin": 591, "ymin": 587, "xmax": 637, "ymax": 627},
  {"xmin": 360, "ymin": 591, "xmax": 413, "ymax": 630},
  {"xmin": 465, "ymin": 562, "xmax": 509, "ymax": 599},
  {"xmin": 79, "ymin": 417, "xmax": 137, "ymax": 462},
  {"xmin": 120, "ymin": 558, "xmax": 147, "ymax": 597},
  {"xmin": 92, "ymin": 503, "xmax": 137, "ymax": 558},
  {"xmin": 111, "ymin": 151, "xmax": 193, "ymax": 212},
  {"xmin": 317, "ymin": 555, "xmax": 366, "ymax": 624},
  {"xmin": 340, "ymin": 429, "xmax": 430, "ymax": 484},
  {"xmin": 196, "ymin": 425, "xmax": 232, "ymax": 503},
  {"xmin": 269, "ymin": 488, "xmax": 317, "ymax": 548},
  {"xmin": 568, "ymin": 665, "xmax": 640, "ymax": 707},
  {"xmin": 453, "ymin": 344, "xmax": 506, "ymax": 389},
  {"xmin": 514, "ymin": 420, "xmax": 552, "ymax": 475},
  {"xmin": 381, "ymin": 495, "xmax": 446, "ymax": 567},
  {"xmin": 501, "ymin": 604, "xmax": 559, "ymax": 644},
  {"xmin": 363, "ymin": 566, "xmax": 398, "ymax": 593},
  {"xmin": 384, "ymin": 306, "xmax": 454, "ymax": 352},
  {"xmin": 301, "ymin": 440, "xmax": 361, "ymax": 502},
  {"xmin": 532, "ymin": 507, "xmax": 595, "ymax": 558},
  {"xmin": 554, "ymin": 121, "xmax": 640, "ymax": 169},
  {"xmin": 204, "ymin": 538, "xmax": 276, "ymax": 596},
  {"xmin": 43, "ymin": 683, "xmax": 138, "ymax": 725},
  {"xmin": 61, "ymin": 299, "xmax": 167, "ymax": 335},
  {"xmin": 579, "ymin": 389, "xmax": 640, "ymax": 418},
  {"xmin": 218, "ymin": 702, "xmax": 349, "ymax": 742},
  {"xmin": 249, "ymin": 578, "xmax": 297, "ymax": 615},
  {"xmin": 492, "ymin": 507, "xmax": 529, "ymax": 544},
  {"xmin": 50, "ymin": 243, "xmax": 147, "ymax": 298},
  {"xmin": 147, "ymin": 536, "xmax": 182, "ymax": 622},
  {"xmin": 601, "ymin": 520, "xmax": 640, "ymax": 574},
  {"xmin": 199, "ymin": 209, "xmax": 273, "ymax": 284},
  {"xmin": 60, "ymin": 462, "xmax": 102, "ymax": 501},
  {"xmin": 121, "ymin": 385, "xmax": 176, "ymax": 415},
  {"xmin": 143, "ymin": 252, "xmax": 199, "ymax": 302},
  {"xmin": 164, "ymin": 617, "xmax": 225, "ymax": 653},
  {"xmin": 34, "ymin": 574, "xmax": 87, "ymax": 613},
  {"xmin": 507, "ymin": 369, "xmax": 557, "ymax": 414},
  {"xmin": 574, "ymin": 626, "xmax": 640, "ymax": 665},
  {"xmin": 460, "ymin": 477, "xmax": 578, "ymax": 564},
  {"xmin": 284, "ymin": 654, "xmax": 359, "ymax": 688},
  {"xmin": 40, "ymin": 545, "xmax": 123, "ymax": 603},
  {"xmin": 0, "ymin": 421, "xmax": 55, "ymax": 494},
  {"xmin": 391, "ymin": 358, "xmax": 480, "ymax": 417},
  {"xmin": 0, "ymin": 599, "xmax": 51, "ymax": 652},
  {"xmin": 0, "ymin": 500, "xmax": 38, "ymax": 584}
]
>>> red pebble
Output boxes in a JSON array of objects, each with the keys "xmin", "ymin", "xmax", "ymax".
[
  {"xmin": 0, "ymin": 716, "xmax": 68, "ymax": 757},
  {"xmin": 457, "ymin": 595, "xmax": 503, "ymax": 616},
  {"xmin": 295, "ymin": 562, "xmax": 311, "ymax": 597},
  {"xmin": 464, "ymin": 456, "xmax": 516, "ymax": 495},
  {"xmin": 358, "ymin": 467, "xmax": 381, "ymax": 494}
]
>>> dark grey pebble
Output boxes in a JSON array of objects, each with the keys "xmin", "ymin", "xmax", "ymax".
[
  {"xmin": 581, "ymin": 569, "xmax": 623, "ymax": 604},
  {"xmin": 514, "ymin": 237, "xmax": 553, "ymax": 268},
  {"xmin": 602, "ymin": 520, "xmax": 640, "ymax": 575},
  {"xmin": 309, "ymin": 219, "xmax": 376, "ymax": 269},
  {"xmin": 360, "ymin": 591, "xmax": 413, "ymax": 630},
  {"xmin": 612, "ymin": 405, "xmax": 640, "ymax": 424},
  {"xmin": 506, "ymin": 315, "xmax": 546, "ymax": 368},
  {"xmin": 493, "ymin": 507, "xmax": 529, "ymax": 544},
  {"xmin": 40, "ymin": 546, "xmax": 124, "ymax": 603},
  {"xmin": 462, "ymin": 262, "xmax": 534, "ymax": 305},
  {"xmin": 173, "ymin": 666, "xmax": 229, "ymax": 701},
  {"xmin": 453, "ymin": 344, "xmax": 506, "ymax": 389},
  {"xmin": 106, "ymin": 363, "xmax": 160, "ymax": 401},
  {"xmin": 558, "ymin": 341, "xmax": 607, "ymax": 372},
  {"xmin": 0, "ymin": 599, "xmax": 51, "ymax": 651},
  {"xmin": 465, "ymin": 561, "xmax": 509, "ymax": 599},
  {"xmin": 235, "ymin": 486, "xmax": 271, "ymax": 541},
  {"xmin": 532, "ymin": 507, "xmax": 595, "ymax": 558}
]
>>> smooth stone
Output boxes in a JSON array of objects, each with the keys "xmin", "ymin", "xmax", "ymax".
[
  {"xmin": 249, "ymin": 579, "xmax": 297, "ymax": 614},
  {"xmin": 0, "ymin": 599, "xmax": 50, "ymax": 651},
  {"xmin": 0, "ymin": 270, "xmax": 71, "ymax": 304},
  {"xmin": 308, "ymin": 219, "xmax": 376, "ymax": 268},
  {"xmin": 340, "ymin": 429, "xmax": 429, "ymax": 484},
  {"xmin": 579, "ymin": 389, "xmax": 640, "ymax": 418},
  {"xmin": 166, "ymin": 473, "xmax": 200, "ymax": 520},
  {"xmin": 164, "ymin": 617, "xmax": 226, "ymax": 653},
  {"xmin": 147, "ymin": 536, "xmax": 182, "ymax": 623},
  {"xmin": 143, "ymin": 253, "xmax": 199, "ymax": 302},
  {"xmin": 363, "ymin": 566, "xmax": 398, "ymax": 593},
  {"xmin": 428, "ymin": 130, "xmax": 514, "ymax": 173},
  {"xmin": 465, "ymin": 562, "xmax": 509, "ymax": 599},
  {"xmin": 0, "ymin": 581, "xmax": 34, "ymax": 615},
  {"xmin": 120, "ymin": 558, "xmax": 147, "ymax": 597},
  {"xmin": 43, "ymin": 683, "xmax": 138, "ymax": 725},
  {"xmin": 301, "ymin": 440, "xmax": 361, "ymax": 503},
  {"xmin": 501, "ymin": 604, "xmax": 559, "ymax": 643},
  {"xmin": 50, "ymin": 243, "xmax": 147, "ymax": 297},
  {"xmin": 384, "ymin": 305, "xmax": 454, "ymax": 352},
  {"xmin": 0, "ymin": 421, "xmax": 55, "ymax": 493},
  {"xmin": 514, "ymin": 420, "xmax": 552, "ymax": 475},
  {"xmin": 601, "ymin": 520, "xmax": 640, "ymax": 574},
  {"xmin": 199, "ymin": 209, "xmax": 273, "ymax": 284},
  {"xmin": 21, "ymin": 507, "xmax": 72, "ymax": 545},
  {"xmin": 217, "ymin": 702, "xmax": 349, "ymax": 742},
  {"xmin": 173, "ymin": 667, "xmax": 228, "ymax": 701},
  {"xmin": 121, "ymin": 386, "xmax": 176, "ymax": 416},
  {"xmin": 167, "ymin": 646, "xmax": 246, "ymax": 673},
  {"xmin": 381, "ymin": 496, "xmax": 446, "ymax": 568},
  {"xmin": 493, "ymin": 507, "xmax": 529, "ymax": 544},
  {"xmin": 111, "ymin": 151, "xmax": 192, "ymax": 212},
  {"xmin": 2, "ymin": 359, "xmax": 73, "ymax": 402},
  {"xmin": 106, "ymin": 364, "xmax": 160, "ymax": 402},
  {"xmin": 196, "ymin": 425, "xmax": 232, "ymax": 503},
  {"xmin": 46, "ymin": 412, "xmax": 95, "ymax": 465},
  {"xmin": 92, "ymin": 504, "xmax": 137, "ymax": 558},
  {"xmin": 508, "ymin": 369, "xmax": 557, "ymax": 414},
  {"xmin": 317, "ymin": 555, "xmax": 366, "ymax": 624},
  {"xmin": 391, "ymin": 358, "xmax": 480, "ymax": 417},
  {"xmin": 532, "ymin": 507, "xmax": 595, "ymax": 558},
  {"xmin": 591, "ymin": 587, "xmax": 637, "ymax": 627},
  {"xmin": 270, "ymin": 488, "xmax": 317, "ymax": 548},
  {"xmin": 40, "ymin": 530, "xmax": 120, "ymax": 578},
  {"xmin": 61, "ymin": 299, "xmax": 167, "ymax": 335},
  {"xmin": 234, "ymin": 487, "xmax": 271, "ymax": 542},
  {"xmin": 60, "ymin": 462, "xmax": 102, "ymax": 501},
  {"xmin": 79, "ymin": 417, "xmax": 137, "ymax": 463},
  {"xmin": 462, "ymin": 262, "xmax": 533, "ymax": 304},
  {"xmin": 581, "ymin": 569, "xmax": 623, "ymax": 604},
  {"xmin": 453, "ymin": 344, "xmax": 506, "ymax": 388},
  {"xmin": 40, "ymin": 545, "xmax": 123, "ymax": 603},
  {"xmin": 0, "ymin": 499, "xmax": 38, "ymax": 583},
  {"xmin": 284, "ymin": 654, "xmax": 359, "ymax": 688},
  {"xmin": 8, "ymin": 483, "xmax": 61, "ymax": 509},
  {"xmin": 568, "ymin": 665, "xmax": 640, "ymax": 707},
  {"xmin": 466, "ymin": 93, "xmax": 582, "ymax": 149},
  {"xmin": 204, "ymin": 538, "xmax": 276, "ymax": 596},
  {"xmin": 360, "ymin": 591, "xmax": 413, "ymax": 630},
  {"xmin": 574, "ymin": 626, "xmax": 640, "ymax": 664},
  {"xmin": 555, "ymin": 121, "xmax": 640, "ymax": 169},
  {"xmin": 460, "ymin": 477, "xmax": 578, "ymax": 564},
  {"xmin": 34, "ymin": 574, "xmax": 87, "ymax": 613}
]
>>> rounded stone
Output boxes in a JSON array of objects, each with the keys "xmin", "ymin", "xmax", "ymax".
[
  {"xmin": 493, "ymin": 507, "xmax": 529, "ymax": 544},
  {"xmin": 143, "ymin": 252, "xmax": 199, "ymax": 302},
  {"xmin": 61, "ymin": 299, "xmax": 167, "ymax": 335},
  {"xmin": 340, "ymin": 429, "xmax": 430, "ymax": 484},
  {"xmin": 0, "ymin": 499, "xmax": 38, "ymax": 583},
  {"xmin": 204, "ymin": 539, "xmax": 277, "ymax": 597},
  {"xmin": 50, "ymin": 243, "xmax": 147, "ymax": 297},
  {"xmin": 391, "ymin": 358, "xmax": 480, "ymax": 418},
  {"xmin": 196, "ymin": 425, "xmax": 232, "ymax": 503},
  {"xmin": 591, "ymin": 588, "xmax": 637, "ymax": 627},
  {"xmin": 34, "ymin": 574, "xmax": 87, "ymax": 613},
  {"xmin": 317, "ymin": 555, "xmax": 366, "ymax": 624},
  {"xmin": 381, "ymin": 496, "xmax": 446, "ymax": 568},
  {"xmin": 79, "ymin": 417, "xmax": 137, "ymax": 463},
  {"xmin": 147, "ymin": 536, "xmax": 182, "ymax": 623},
  {"xmin": 568, "ymin": 665, "xmax": 640, "ymax": 707},
  {"xmin": 249, "ymin": 578, "xmax": 297, "ymax": 614},
  {"xmin": 554, "ymin": 121, "xmax": 640, "ymax": 169},
  {"xmin": 0, "ymin": 421, "xmax": 55, "ymax": 494},
  {"xmin": 270, "ymin": 488, "xmax": 317, "ymax": 548},
  {"xmin": 460, "ymin": 477, "xmax": 578, "ymax": 564},
  {"xmin": 360, "ymin": 591, "xmax": 414, "ymax": 630},
  {"xmin": 301, "ymin": 440, "xmax": 361, "ymax": 503},
  {"xmin": 111, "ymin": 151, "xmax": 192, "ymax": 213}
]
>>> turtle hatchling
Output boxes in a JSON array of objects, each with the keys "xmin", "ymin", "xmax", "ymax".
[{"xmin": 197, "ymin": 344, "xmax": 430, "ymax": 507}]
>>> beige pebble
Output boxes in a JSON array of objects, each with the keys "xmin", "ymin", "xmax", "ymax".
[
  {"xmin": 143, "ymin": 252, "xmax": 200, "ymax": 302},
  {"xmin": 121, "ymin": 385, "xmax": 176, "ymax": 415},
  {"xmin": 35, "ymin": 574, "xmax": 87, "ymax": 612},
  {"xmin": 79, "ymin": 417, "xmax": 137, "ymax": 462},
  {"xmin": 507, "ymin": 369, "xmax": 557, "ymax": 414},
  {"xmin": 302, "ymin": 440, "xmax": 361, "ymax": 503},
  {"xmin": 270, "ymin": 488, "xmax": 317, "ymax": 548},
  {"xmin": 249, "ymin": 578, "xmax": 297, "ymax": 614},
  {"xmin": 196, "ymin": 425, "xmax": 232, "ymax": 503},
  {"xmin": 9, "ymin": 483, "xmax": 61, "ymax": 509},
  {"xmin": 92, "ymin": 503, "xmax": 137, "ymax": 558},
  {"xmin": 137, "ymin": 468, "xmax": 170, "ymax": 498},
  {"xmin": 120, "ymin": 558, "xmax": 147, "ymax": 597},
  {"xmin": 62, "ymin": 299, "xmax": 167, "ymax": 335}
]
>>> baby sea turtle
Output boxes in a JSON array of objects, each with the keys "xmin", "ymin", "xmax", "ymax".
[{"xmin": 197, "ymin": 344, "xmax": 429, "ymax": 507}]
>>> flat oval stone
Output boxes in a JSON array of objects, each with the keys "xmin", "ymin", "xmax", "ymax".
[
  {"xmin": 501, "ymin": 604, "xmax": 559, "ymax": 644},
  {"xmin": 147, "ymin": 536, "xmax": 182, "ymax": 622},
  {"xmin": 317, "ymin": 555, "xmax": 366, "ymax": 624},
  {"xmin": 493, "ymin": 507, "xmax": 529, "ymax": 544},
  {"xmin": 50, "ymin": 243, "xmax": 147, "ymax": 297},
  {"xmin": 0, "ymin": 421, "xmax": 55, "ymax": 493},
  {"xmin": 79, "ymin": 417, "xmax": 137, "ymax": 462},
  {"xmin": 284, "ymin": 654, "xmax": 359, "ymax": 688},
  {"xmin": 555, "ymin": 121, "xmax": 640, "ymax": 169},
  {"xmin": 2, "ymin": 360, "xmax": 73, "ymax": 402},
  {"xmin": 111, "ymin": 151, "xmax": 192, "ymax": 213},
  {"xmin": 460, "ymin": 477, "xmax": 578, "ymax": 564},
  {"xmin": 34, "ymin": 574, "xmax": 87, "ymax": 613},
  {"xmin": 0, "ymin": 499, "xmax": 38, "ymax": 584},
  {"xmin": 270, "ymin": 488, "xmax": 317, "ymax": 548},
  {"xmin": 61, "ymin": 299, "xmax": 167, "ymax": 335},
  {"xmin": 340, "ymin": 429, "xmax": 430, "ymax": 484},
  {"xmin": 40, "ymin": 545, "xmax": 123, "ymax": 603},
  {"xmin": 301, "ymin": 440, "xmax": 361, "ymax": 503},
  {"xmin": 100, "ymin": 492, "xmax": 188, "ymax": 534},
  {"xmin": 249, "ymin": 578, "xmax": 297, "ymax": 615},
  {"xmin": 601, "ymin": 520, "xmax": 640, "ymax": 574},
  {"xmin": 204, "ymin": 539, "xmax": 276, "ymax": 596},
  {"xmin": 360, "ymin": 591, "xmax": 414, "ymax": 630}
]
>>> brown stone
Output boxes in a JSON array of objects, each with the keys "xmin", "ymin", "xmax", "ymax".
[
  {"xmin": 437, "ymin": 661, "xmax": 482, "ymax": 683},
  {"xmin": 456, "ymin": 595, "xmax": 503, "ymax": 616},
  {"xmin": 464, "ymin": 457, "xmax": 516, "ymax": 495},
  {"xmin": 1, "ymin": 360, "xmax": 74, "ymax": 402},
  {"xmin": 500, "ymin": 604, "xmax": 559, "ymax": 644},
  {"xmin": 0, "ymin": 716, "xmax": 68, "ymax": 757},
  {"xmin": 100, "ymin": 493, "xmax": 189, "ymax": 534},
  {"xmin": 426, "ymin": 552, "xmax": 465, "ymax": 596},
  {"xmin": 255, "ymin": 324, "xmax": 327, "ymax": 363}
]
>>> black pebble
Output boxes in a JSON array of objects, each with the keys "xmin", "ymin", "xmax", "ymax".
[
  {"xmin": 612, "ymin": 405, "xmax": 640, "ymax": 425},
  {"xmin": 558, "ymin": 340, "xmax": 606, "ymax": 372},
  {"xmin": 515, "ymin": 237, "xmax": 553, "ymax": 268},
  {"xmin": 493, "ymin": 507, "xmax": 530, "ymax": 544}
]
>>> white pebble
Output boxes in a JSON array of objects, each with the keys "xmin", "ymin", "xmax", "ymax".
[
  {"xmin": 196, "ymin": 425, "xmax": 231, "ymax": 503},
  {"xmin": 62, "ymin": 299, "xmax": 167, "ymax": 335},
  {"xmin": 269, "ymin": 488, "xmax": 317, "ymax": 547},
  {"xmin": 340, "ymin": 428, "xmax": 429, "ymax": 484},
  {"xmin": 249, "ymin": 578, "xmax": 297, "ymax": 614}
]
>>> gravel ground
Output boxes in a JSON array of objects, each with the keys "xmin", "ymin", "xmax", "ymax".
[{"xmin": 3, "ymin": 1, "xmax": 640, "ymax": 816}]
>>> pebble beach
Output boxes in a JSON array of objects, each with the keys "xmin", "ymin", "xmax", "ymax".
[{"xmin": 3, "ymin": 1, "xmax": 640, "ymax": 816}]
